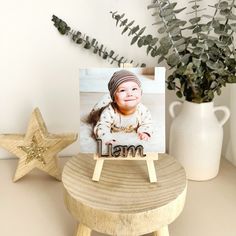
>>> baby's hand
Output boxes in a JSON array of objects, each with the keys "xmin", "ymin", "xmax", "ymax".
[{"xmin": 138, "ymin": 132, "xmax": 150, "ymax": 141}]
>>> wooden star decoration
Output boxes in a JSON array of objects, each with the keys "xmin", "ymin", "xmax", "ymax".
[{"xmin": 0, "ymin": 108, "xmax": 78, "ymax": 182}]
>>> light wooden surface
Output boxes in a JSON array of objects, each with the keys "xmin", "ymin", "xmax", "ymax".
[
  {"xmin": 0, "ymin": 157, "xmax": 236, "ymax": 236},
  {"xmin": 63, "ymin": 153, "xmax": 187, "ymax": 236},
  {"xmin": 0, "ymin": 108, "xmax": 77, "ymax": 182}
]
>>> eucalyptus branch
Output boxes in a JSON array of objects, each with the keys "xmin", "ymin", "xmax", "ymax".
[
  {"xmin": 51, "ymin": 0, "xmax": 236, "ymax": 103},
  {"xmin": 197, "ymin": 1, "xmax": 222, "ymax": 62},
  {"xmin": 52, "ymin": 15, "xmax": 146, "ymax": 67},
  {"xmin": 150, "ymin": 0, "xmax": 186, "ymax": 54},
  {"xmin": 222, "ymin": 0, "xmax": 236, "ymax": 57},
  {"xmin": 110, "ymin": 11, "xmax": 159, "ymax": 57}
]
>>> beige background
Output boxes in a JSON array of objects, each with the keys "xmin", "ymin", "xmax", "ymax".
[{"xmin": 0, "ymin": 0, "xmax": 231, "ymax": 159}]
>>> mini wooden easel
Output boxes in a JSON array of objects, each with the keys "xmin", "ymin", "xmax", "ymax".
[
  {"xmin": 92, "ymin": 153, "xmax": 159, "ymax": 183},
  {"xmin": 92, "ymin": 64, "xmax": 158, "ymax": 183}
]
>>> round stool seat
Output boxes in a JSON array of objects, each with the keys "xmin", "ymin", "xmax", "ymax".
[{"xmin": 62, "ymin": 153, "xmax": 187, "ymax": 236}]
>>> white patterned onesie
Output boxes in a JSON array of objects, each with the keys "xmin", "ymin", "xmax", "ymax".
[{"xmin": 94, "ymin": 103, "xmax": 153, "ymax": 143}]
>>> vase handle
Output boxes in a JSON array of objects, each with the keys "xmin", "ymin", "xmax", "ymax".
[
  {"xmin": 169, "ymin": 101, "xmax": 182, "ymax": 118},
  {"xmin": 213, "ymin": 106, "xmax": 230, "ymax": 127}
]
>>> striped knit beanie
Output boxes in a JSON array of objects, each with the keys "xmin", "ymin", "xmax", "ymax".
[{"xmin": 108, "ymin": 70, "xmax": 141, "ymax": 100}]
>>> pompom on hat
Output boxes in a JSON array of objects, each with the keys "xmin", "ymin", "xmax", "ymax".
[{"xmin": 108, "ymin": 70, "xmax": 141, "ymax": 100}]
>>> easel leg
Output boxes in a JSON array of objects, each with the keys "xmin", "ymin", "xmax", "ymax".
[
  {"xmin": 146, "ymin": 160, "xmax": 157, "ymax": 183},
  {"xmin": 153, "ymin": 226, "xmax": 169, "ymax": 236},
  {"xmin": 92, "ymin": 159, "xmax": 104, "ymax": 181},
  {"xmin": 75, "ymin": 223, "xmax": 91, "ymax": 236}
]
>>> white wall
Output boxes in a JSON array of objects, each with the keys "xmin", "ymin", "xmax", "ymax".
[{"xmin": 0, "ymin": 0, "xmax": 230, "ymax": 158}]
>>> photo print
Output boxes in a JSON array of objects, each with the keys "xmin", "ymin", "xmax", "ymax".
[{"xmin": 79, "ymin": 67, "xmax": 166, "ymax": 154}]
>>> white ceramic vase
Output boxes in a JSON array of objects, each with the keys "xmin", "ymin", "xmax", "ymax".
[
  {"xmin": 226, "ymin": 84, "xmax": 236, "ymax": 166},
  {"xmin": 169, "ymin": 101, "xmax": 230, "ymax": 181}
]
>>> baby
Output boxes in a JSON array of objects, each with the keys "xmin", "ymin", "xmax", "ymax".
[{"xmin": 93, "ymin": 70, "xmax": 153, "ymax": 144}]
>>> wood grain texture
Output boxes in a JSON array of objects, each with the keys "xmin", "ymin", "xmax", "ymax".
[
  {"xmin": 153, "ymin": 226, "xmax": 169, "ymax": 236},
  {"xmin": 0, "ymin": 108, "xmax": 77, "ymax": 182},
  {"xmin": 75, "ymin": 224, "xmax": 91, "ymax": 236},
  {"xmin": 63, "ymin": 153, "xmax": 187, "ymax": 236}
]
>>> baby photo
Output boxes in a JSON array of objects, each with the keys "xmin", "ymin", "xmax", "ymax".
[{"xmin": 79, "ymin": 67, "xmax": 166, "ymax": 154}]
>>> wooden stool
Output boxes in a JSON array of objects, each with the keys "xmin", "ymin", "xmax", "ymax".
[{"xmin": 62, "ymin": 153, "xmax": 187, "ymax": 236}]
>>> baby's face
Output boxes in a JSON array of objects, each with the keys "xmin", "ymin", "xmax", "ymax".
[{"xmin": 114, "ymin": 81, "xmax": 142, "ymax": 111}]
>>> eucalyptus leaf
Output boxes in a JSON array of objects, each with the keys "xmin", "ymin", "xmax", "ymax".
[
  {"xmin": 193, "ymin": 25, "xmax": 202, "ymax": 33},
  {"xmin": 227, "ymin": 13, "xmax": 236, "ymax": 20},
  {"xmin": 131, "ymin": 35, "xmax": 139, "ymax": 45},
  {"xmin": 111, "ymin": 11, "xmax": 117, "ymax": 18},
  {"xmin": 217, "ymin": 88, "xmax": 221, "ymax": 95},
  {"xmin": 189, "ymin": 17, "xmax": 201, "ymax": 25},
  {"xmin": 137, "ymin": 37, "xmax": 144, "ymax": 47},
  {"xmin": 164, "ymin": 2, "xmax": 177, "ymax": 10},
  {"xmin": 160, "ymin": 8, "xmax": 173, "ymax": 17},
  {"xmin": 170, "ymin": 27, "xmax": 181, "ymax": 36},
  {"xmin": 202, "ymin": 14, "xmax": 213, "ymax": 19},
  {"xmin": 158, "ymin": 26, "xmax": 166, "ymax": 34},
  {"xmin": 176, "ymin": 91, "xmax": 183, "ymax": 98},
  {"xmin": 138, "ymin": 27, "xmax": 146, "ymax": 35},
  {"xmin": 147, "ymin": 3, "xmax": 159, "ymax": 9},
  {"xmin": 84, "ymin": 42, "xmax": 91, "ymax": 49},
  {"xmin": 93, "ymin": 47, "xmax": 98, "ymax": 54},
  {"xmin": 122, "ymin": 26, "xmax": 129, "ymax": 34},
  {"xmin": 91, "ymin": 38, "xmax": 96, "ymax": 46},
  {"xmin": 109, "ymin": 50, "xmax": 114, "ymax": 57},
  {"xmin": 98, "ymin": 44, "xmax": 103, "ymax": 56},
  {"xmin": 230, "ymin": 23, "xmax": 236, "ymax": 32},
  {"xmin": 152, "ymin": 21, "xmax": 163, "ymax": 25},
  {"xmin": 220, "ymin": 9, "xmax": 231, "ymax": 16},
  {"xmin": 201, "ymin": 25, "xmax": 209, "ymax": 32},
  {"xmin": 173, "ymin": 7, "xmax": 187, "ymax": 14},
  {"xmin": 102, "ymin": 51, "xmax": 108, "ymax": 59},
  {"xmin": 228, "ymin": 75, "xmax": 236, "ymax": 83},
  {"xmin": 167, "ymin": 53, "xmax": 180, "ymax": 66},
  {"xmin": 176, "ymin": 44, "xmax": 186, "ymax": 52},
  {"xmin": 131, "ymin": 25, "xmax": 140, "ymax": 34},
  {"xmin": 120, "ymin": 19, "xmax": 128, "ymax": 26},
  {"xmin": 192, "ymin": 5, "xmax": 200, "ymax": 10},
  {"xmin": 151, "ymin": 48, "xmax": 158, "ymax": 57},
  {"xmin": 150, "ymin": 37, "xmax": 158, "ymax": 46},
  {"xmin": 76, "ymin": 38, "xmax": 83, "ymax": 44},
  {"xmin": 201, "ymin": 53, "xmax": 208, "ymax": 62},
  {"xmin": 219, "ymin": 1, "xmax": 229, "ymax": 10},
  {"xmin": 160, "ymin": 36, "xmax": 171, "ymax": 46},
  {"xmin": 158, "ymin": 56, "xmax": 165, "ymax": 63},
  {"xmin": 164, "ymin": 14, "xmax": 175, "ymax": 21},
  {"xmin": 198, "ymin": 33, "xmax": 207, "ymax": 40},
  {"xmin": 181, "ymin": 54, "xmax": 191, "ymax": 65},
  {"xmin": 127, "ymin": 20, "xmax": 135, "ymax": 27},
  {"xmin": 174, "ymin": 38, "xmax": 185, "ymax": 47},
  {"xmin": 192, "ymin": 57, "xmax": 201, "ymax": 67},
  {"xmin": 193, "ymin": 47, "xmax": 202, "ymax": 55},
  {"xmin": 144, "ymin": 35, "xmax": 153, "ymax": 45}
]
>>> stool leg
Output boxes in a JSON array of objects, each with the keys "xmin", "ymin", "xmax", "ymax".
[
  {"xmin": 146, "ymin": 160, "xmax": 157, "ymax": 183},
  {"xmin": 92, "ymin": 159, "xmax": 104, "ymax": 181},
  {"xmin": 153, "ymin": 226, "xmax": 169, "ymax": 236},
  {"xmin": 75, "ymin": 223, "xmax": 91, "ymax": 236}
]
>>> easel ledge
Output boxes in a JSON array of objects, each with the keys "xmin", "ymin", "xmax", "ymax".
[
  {"xmin": 92, "ymin": 152, "xmax": 158, "ymax": 183},
  {"xmin": 94, "ymin": 152, "xmax": 159, "ymax": 160}
]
